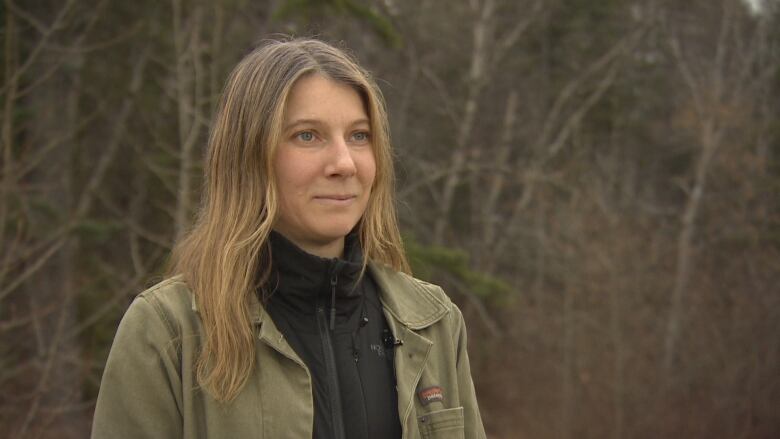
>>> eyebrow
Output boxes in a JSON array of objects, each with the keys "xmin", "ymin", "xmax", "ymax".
[{"xmin": 284, "ymin": 118, "xmax": 370, "ymax": 131}]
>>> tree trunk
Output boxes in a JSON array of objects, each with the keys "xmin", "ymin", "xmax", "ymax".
[
  {"xmin": 432, "ymin": 0, "xmax": 493, "ymax": 245},
  {"xmin": 15, "ymin": 38, "xmax": 87, "ymax": 439},
  {"xmin": 172, "ymin": 0, "xmax": 204, "ymax": 240},
  {"xmin": 480, "ymin": 89, "xmax": 517, "ymax": 271},
  {"xmin": 561, "ymin": 283, "xmax": 574, "ymax": 439},
  {"xmin": 663, "ymin": 119, "xmax": 721, "ymax": 376}
]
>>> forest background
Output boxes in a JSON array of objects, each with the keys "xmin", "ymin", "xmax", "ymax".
[{"xmin": 1, "ymin": 0, "xmax": 779, "ymax": 438}]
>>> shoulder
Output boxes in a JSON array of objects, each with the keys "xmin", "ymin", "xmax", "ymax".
[
  {"xmin": 124, "ymin": 275, "xmax": 197, "ymax": 339},
  {"xmin": 386, "ymin": 268, "xmax": 454, "ymax": 306},
  {"xmin": 137, "ymin": 276, "xmax": 194, "ymax": 313},
  {"xmin": 368, "ymin": 262, "xmax": 456, "ymax": 330}
]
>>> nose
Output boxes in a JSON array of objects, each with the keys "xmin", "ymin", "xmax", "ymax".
[{"xmin": 326, "ymin": 137, "xmax": 357, "ymax": 177}]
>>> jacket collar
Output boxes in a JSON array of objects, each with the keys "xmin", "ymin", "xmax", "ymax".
[
  {"xmin": 193, "ymin": 262, "xmax": 449, "ymax": 331},
  {"xmin": 368, "ymin": 262, "xmax": 449, "ymax": 330},
  {"xmin": 265, "ymin": 231, "xmax": 364, "ymax": 303}
]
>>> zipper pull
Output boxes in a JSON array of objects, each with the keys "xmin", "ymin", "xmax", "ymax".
[
  {"xmin": 329, "ymin": 274, "xmax": 337, "ymax": 331},
  {"xmin": 351, "ymin": 332, "xmax": 360, "ymax": 363}
]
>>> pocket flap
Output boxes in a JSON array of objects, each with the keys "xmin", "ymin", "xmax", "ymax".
[{"xmin": 418, "ymin": 406, "xmax": 465, "ymax": 436}]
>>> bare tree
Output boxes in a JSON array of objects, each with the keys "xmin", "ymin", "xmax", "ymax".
[
  {"xmin": 171, "ymin": 0, "xmax": 207, "ymax": 240},
  {"xmin": 431, "ymin": 0, "xmax": 541, "ymax": 245},
  {"xmin": 661, "ymin": 0, "xmax": 776, "ymax": 378}
]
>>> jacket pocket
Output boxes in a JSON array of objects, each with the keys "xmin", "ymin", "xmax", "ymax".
[{"xmin": 418, "ymin": 407, "xmax": 465, "ymax": 439}]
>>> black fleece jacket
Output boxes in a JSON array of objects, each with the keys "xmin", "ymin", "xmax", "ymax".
[{"xmin": 264, "ymin": 232, "xmax": 402, "ymax": 439}]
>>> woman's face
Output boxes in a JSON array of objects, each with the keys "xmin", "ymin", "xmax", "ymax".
[{"xmin": 273, "ymin": 74, "xmax": 376, "ymax": 258}]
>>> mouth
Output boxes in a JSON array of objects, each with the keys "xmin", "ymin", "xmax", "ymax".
[
  {"xmin": 314, "ymin": 194, "xmax": 357, "ymax": 201},
  {"xmin": 313, "ymin": 194, "xmax": 358, "ymax": 205}
]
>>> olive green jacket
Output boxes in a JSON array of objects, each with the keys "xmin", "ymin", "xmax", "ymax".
[{"xmin": 91, "ymin": 263, "xmax": 486, "ymax": 439}]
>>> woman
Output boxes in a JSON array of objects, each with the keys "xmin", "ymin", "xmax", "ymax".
[{"xmin": 92, "ymin": 38, "xmax": 485, "ymax": 439}]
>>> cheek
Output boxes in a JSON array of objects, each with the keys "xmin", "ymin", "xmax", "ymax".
[
  {"xmin": 359, "ymin": 153, "xmax": 377, "ymax": 187},
  {"xmin": 275, "ymin": 153, "xmax": 314, "ymax": 196}
]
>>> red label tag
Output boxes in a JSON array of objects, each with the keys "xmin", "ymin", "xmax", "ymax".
[{"xmin": 418, "ymin": 386, "xmax": 444, "ymax": 405}]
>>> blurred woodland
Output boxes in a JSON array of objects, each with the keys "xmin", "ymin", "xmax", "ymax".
[{"xmin": 1, "ymin": 0, "xmax": 779, "ymax": 438}]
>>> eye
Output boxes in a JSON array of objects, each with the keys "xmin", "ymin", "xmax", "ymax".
[
  {"xmin": 350, "ymin": 131, "xmax": 371, "ymax": 144},
  {"xmin": 296, "ymin": 131, "xmax": 315, "ymax": 142}
]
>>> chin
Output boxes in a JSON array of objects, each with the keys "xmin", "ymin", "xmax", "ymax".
[{"xmin": 316, "ymin": 222, "xmax": 359, "ymax": 240}]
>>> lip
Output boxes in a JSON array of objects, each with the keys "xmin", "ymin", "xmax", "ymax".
[
  {"xmin": 315, "ymin": 194, "xmax": 356, "ymax": 200},
  {"xmin": 313, "ymin": 194, "xmax": 358, "ymax": 205}
]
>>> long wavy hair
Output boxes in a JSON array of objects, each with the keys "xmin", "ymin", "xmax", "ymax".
[{"xmin": 169, "ymin": 39, "xmax": 410, "ymax": 402}]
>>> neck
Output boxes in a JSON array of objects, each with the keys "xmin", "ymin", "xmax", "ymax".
[{"xmin": 274, "ymin": 232, "xmax": 345, "ymax": 259}]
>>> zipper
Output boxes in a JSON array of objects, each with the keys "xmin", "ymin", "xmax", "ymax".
[
  {"xmin": 329, "ymin": 274, "xmax": 337, "ymax": 331},
  {"xmin": 317, "ymin": 272, "xmax": 346, "ymax": 439}
]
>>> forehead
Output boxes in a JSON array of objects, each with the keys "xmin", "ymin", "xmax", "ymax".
[{"xmin": 283, "ymin": 74, "xmax": 368, "ymax": 124}]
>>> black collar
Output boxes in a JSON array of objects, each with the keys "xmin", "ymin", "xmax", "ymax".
[{"xmin": 266, "ymin": 231, "xmax": 364, "ymax": 312}]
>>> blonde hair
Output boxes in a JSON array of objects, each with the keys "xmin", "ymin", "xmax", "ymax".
[{"xmin": 169, "ymin": 38, "xmax": 409, "ymax": 402}]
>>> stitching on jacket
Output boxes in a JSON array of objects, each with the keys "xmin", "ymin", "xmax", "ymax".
[
  {"xmin": 398, "ymin": 272, "xmax": 450, "ymax": 328},
  {"xmin": 138, "ymin": 284, "xmax": 185, "ymax": 358},
  {"xmin": 142, "ymin": 295, "xmax": 178, "ymax": 341}
]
